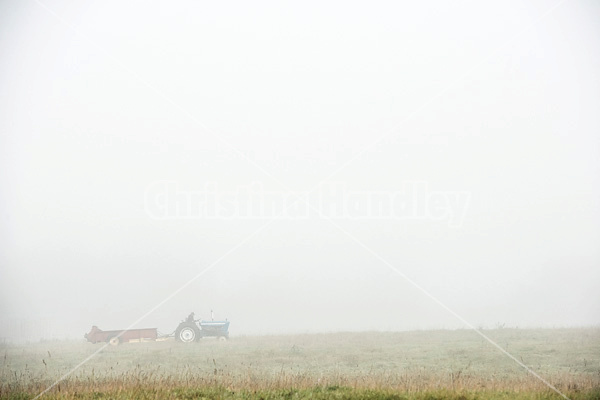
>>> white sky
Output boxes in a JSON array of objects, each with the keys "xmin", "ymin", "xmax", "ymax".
[{"xmin": 1, "ymin": 0, "xmax": 599, "ymax": 340}]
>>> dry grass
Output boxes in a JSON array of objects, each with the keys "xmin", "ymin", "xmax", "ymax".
[{"xmin": 1, "ymin": 328, "xmax": 599, "ymax": 399}]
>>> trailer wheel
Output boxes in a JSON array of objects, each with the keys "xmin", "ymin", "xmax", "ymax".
[
  {"xmin": 108, "ymin": 336, "xmax": 121, "ymax": 346},
  {"xmin": 175, "ymin": 323, "xmax": 200, "ymax": 343}
]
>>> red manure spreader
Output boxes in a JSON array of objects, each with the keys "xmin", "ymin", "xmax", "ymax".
[{"xmin": 84, "ymin": 326, "xmax": 157, "ymax": 345}]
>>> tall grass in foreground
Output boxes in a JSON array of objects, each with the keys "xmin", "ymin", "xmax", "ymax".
[
  {"xmin": 1, "ymin": 329, "xmax": 599, "ymax": 399},
  {"xmin": 2, "ymin": 382, "xmax": 600, "ymax": 400}
]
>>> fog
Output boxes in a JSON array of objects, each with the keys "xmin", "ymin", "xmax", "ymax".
[{"xmin": 1, "ymin": 0, "xmax": 599, "ymax": 342}]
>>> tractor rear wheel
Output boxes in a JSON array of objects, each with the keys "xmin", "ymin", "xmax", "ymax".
[
  {"xmin": 108, "ymin": 336, "xmax": 121, "ymax": 346},
  {"xmin": 175, "ymin": 323, "xmax": 200, "ymax": 343}
]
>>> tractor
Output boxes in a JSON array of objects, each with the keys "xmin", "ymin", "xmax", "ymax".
[{"xmin": 175, "ymin": 312, "xmax": 230, "ymax": 342}]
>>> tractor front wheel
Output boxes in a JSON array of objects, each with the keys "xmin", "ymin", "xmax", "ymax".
[{"xmin": 175, "ymin": 323, "xmax": 200, "ymax": 343}]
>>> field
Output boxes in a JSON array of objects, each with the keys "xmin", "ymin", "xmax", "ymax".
[{"xmin": 1, "ymin": 328, "xmax": 599, "ymax": 399}]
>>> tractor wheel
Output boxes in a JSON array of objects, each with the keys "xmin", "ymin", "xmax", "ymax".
[
  {"xmin": 175, "ymin": 323, "xmax": 200, "ymax": 343},
  {"xmin": 108, "ymin": 336, "xmax": 121, "ymax": 346}
]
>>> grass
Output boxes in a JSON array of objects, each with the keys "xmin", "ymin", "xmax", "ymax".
[{"xmin": 1, "ymin": 328, "xmax": 599, "ymax": 399}]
